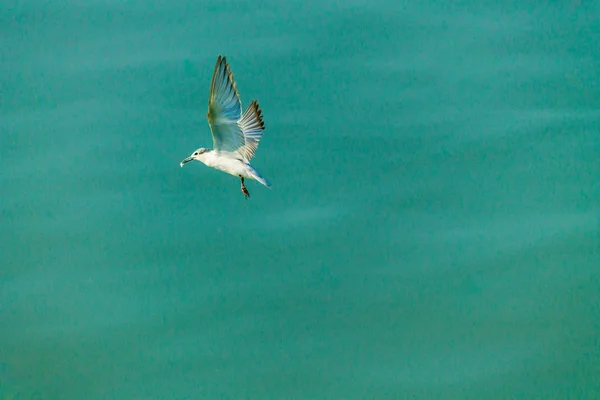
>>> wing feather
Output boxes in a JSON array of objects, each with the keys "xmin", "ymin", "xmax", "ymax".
[
  {"xmin": 206, "ymin": 55, "xmax": 265, "ymax": 162},
  {"xmin": 236, "ymin": 100, "xmax": 265, "ymax": 161},
  {"xmin": 207, "ymin": 55, "xmax": 244, "ymax": 153}
]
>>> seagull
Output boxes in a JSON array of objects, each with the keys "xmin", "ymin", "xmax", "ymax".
[{"xmin": 180, "ymin": 55, "xmax": 271, "ymax": 199}]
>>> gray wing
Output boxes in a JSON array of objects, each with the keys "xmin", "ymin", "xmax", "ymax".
[
  {"xmin": 207, "ymin": 55, "xmax": 244, "ymax": 154},
  {"xmin": 236, "ymin": 100, "xmax": 265, "ymax": 161},
  {"xmin": 206, "ymin": 55, "xmax": 265, "ymax": 162}
]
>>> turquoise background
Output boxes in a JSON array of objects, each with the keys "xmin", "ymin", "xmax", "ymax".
[{"xmin": 2, "ymin": 1, "xmax": 599, "ymax": 399}]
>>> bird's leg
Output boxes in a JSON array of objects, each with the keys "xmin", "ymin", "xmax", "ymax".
[{"xmin": 240, "ymin": 177, "xmax": 250, "ymax": 199}]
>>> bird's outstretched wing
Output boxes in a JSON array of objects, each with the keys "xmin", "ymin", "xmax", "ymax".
[
  {"xmin": 206, "ymin": 55, "xmax": 265, "ymax": 162},
  {"xmin": 236, "ymin": 100, "xmax": 265, "ymax": 161}
]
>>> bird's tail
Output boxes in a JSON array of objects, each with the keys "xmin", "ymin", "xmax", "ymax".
[{"xmin": 249, "ymin": 167, "xmax": 271, "ymax": 188}]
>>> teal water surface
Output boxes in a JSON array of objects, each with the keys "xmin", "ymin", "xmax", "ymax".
[{"xmin": 2, "ymin": 1, "xmax": 599, "ymax": 399}]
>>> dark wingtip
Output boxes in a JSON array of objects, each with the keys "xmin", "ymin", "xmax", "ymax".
[{"xmin": 251, "ymin": 100, "xmax": 265, "ymax": 130}]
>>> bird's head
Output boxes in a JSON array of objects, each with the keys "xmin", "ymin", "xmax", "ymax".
[{"xmin": 180, "ymin": 148, "xmax": 210, "ymax": 167}]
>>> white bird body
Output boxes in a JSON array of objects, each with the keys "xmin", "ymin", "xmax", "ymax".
[
  {"xmin": 196, "ymin": 150, "xmax": 271, "ymax": 187},
  {"xmin": 180, "ymin": 55, "xmax": 271, "ymax": 198}
]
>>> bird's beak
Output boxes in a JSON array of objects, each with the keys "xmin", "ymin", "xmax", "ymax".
[{"xmin": 180, "ymin": 156, "xmax": 194, "ymax": 167}]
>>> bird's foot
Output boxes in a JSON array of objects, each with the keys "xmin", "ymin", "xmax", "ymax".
[{"xmin": 241, "ymin": 184, "xmax": 250, "ymax": 199}]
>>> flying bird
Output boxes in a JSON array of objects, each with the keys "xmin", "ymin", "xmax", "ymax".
[{"xmin": 180, "ymin": 55, "xmax": 271, "ymax": 199}]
